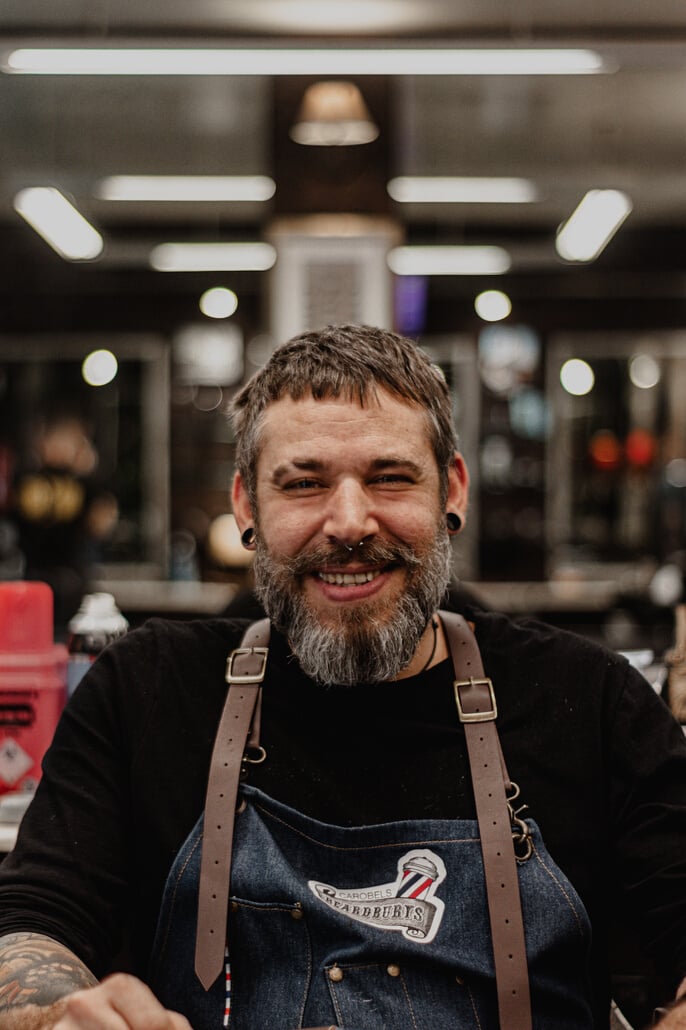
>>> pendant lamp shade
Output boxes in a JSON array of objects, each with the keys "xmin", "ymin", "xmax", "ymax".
[{"xmin": 290, "ymin": 81, "xmax": 379, "ymax": 146}]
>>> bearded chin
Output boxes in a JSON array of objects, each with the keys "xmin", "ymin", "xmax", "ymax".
[{"xmin": 252, "ymin": 533, "xmax": 452, "ymax": 687}]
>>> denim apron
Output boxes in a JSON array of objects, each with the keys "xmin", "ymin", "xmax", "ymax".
[{"xmin": 149, "ymin": 783, "xmax": 593, "ymax": 1029}]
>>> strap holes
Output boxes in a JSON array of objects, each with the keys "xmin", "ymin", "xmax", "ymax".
[{"xmin": 217, "ymin": 824, "xmax": 222, "ymax": 830}]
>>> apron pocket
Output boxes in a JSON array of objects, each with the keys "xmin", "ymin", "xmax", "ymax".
[
  {"xmin": 325, "ymin": 961, "xmax": 486, "ymax": 1030},
  {"xmin": 229, "ymin": 898, "xmax": 312, "ymax": 1030}
]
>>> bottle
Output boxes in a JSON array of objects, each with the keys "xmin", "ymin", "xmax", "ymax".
[
  {"xmin": 0, "ymin": 581, "xmax": 68, "ymax": 794},
  {"xmin": 66, "ymin": 592, "xmax": 128, "ymax": 696}
]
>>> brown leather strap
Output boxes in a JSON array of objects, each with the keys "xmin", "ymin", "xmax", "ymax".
[
  {"xmin": 195, "ymin": 618, "xmax": 271, "ymax": 990},
  {"xmin": 439, "ymin": 610, "xmax": 532, "ymax": 1030}
]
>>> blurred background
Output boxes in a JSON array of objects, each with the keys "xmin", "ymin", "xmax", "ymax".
[{"xmin": 2, "ymin": 0, "xmax": 686, "ymax": 652}]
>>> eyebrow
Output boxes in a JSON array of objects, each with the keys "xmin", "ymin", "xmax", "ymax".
[
  {"xmin": 270, "ymin": 459, "xmax": 325, "ymax": 482},
  {"xmin": 269, "ymin": 456, "xmax": 425, "ymax": 483}
]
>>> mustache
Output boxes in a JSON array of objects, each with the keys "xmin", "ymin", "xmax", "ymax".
[{"xmin": 278, "ymin": 540, "xmax": 422, "ymax": 577}]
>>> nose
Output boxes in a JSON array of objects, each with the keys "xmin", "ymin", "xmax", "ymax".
[{"xmin": 323, "ymin": 478, "xmax": 379, "ymax": 549}]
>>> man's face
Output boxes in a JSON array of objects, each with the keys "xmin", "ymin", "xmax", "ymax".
[{"xmin": 232, "ymin": 389, "xmax": 468, "ymax": 684}]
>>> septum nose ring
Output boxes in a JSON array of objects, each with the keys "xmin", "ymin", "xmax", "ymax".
[{"xmin": 344, "ymin": 540, "xmax": 366, "ymax": 553}]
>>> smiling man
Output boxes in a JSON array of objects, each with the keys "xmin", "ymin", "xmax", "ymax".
[
  {"xmin": 235, "ymin": 389, "xmax": 464, "ymax": 685},
  {"xmin": 0, "ymin": 324, "xmax": 685, "ymax": 1030}
]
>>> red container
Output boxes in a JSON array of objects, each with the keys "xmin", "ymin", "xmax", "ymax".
[{"xmin": 0, "ymin": 582, "xmax": 67, "ymax": 793}]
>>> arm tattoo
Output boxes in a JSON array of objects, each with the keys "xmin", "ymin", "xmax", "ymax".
[{"xmin": 0, "ymin": 933, "xmax": 97, "ymax": 1010}]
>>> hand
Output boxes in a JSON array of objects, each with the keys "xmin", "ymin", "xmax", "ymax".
[
  {"xmin": 53, "ymin": 974, "xmax": 192, "ymax": 1030},
  {"xmin": 654, "ymin": 978, "xmax": 686, "ymax": 1028}
]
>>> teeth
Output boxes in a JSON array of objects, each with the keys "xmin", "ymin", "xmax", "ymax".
[{"xmin": 318, "ymin": 569, "xmax": 381, "ymax": 586}]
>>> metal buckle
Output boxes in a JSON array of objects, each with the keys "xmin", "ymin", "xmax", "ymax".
[
  {"xmin": 454, "ymin": 677, "xmax": 498, "ymax": 723},
  {"xmin": 225, "ymin": 647, "xmax": 269, "ymax": 684}
]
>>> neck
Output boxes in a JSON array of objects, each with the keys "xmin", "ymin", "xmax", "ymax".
[{"xmin": 395, "ymin": 613, "xmax": 448, "ymax": 680}]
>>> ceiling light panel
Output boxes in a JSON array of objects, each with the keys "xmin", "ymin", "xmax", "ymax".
[
  {"xmin": 97, "ymin": 176, "xmax": 276, "ymax": 202},
  {"xmin": 13, "ymin": 187, "xmax": 103, "ymax": 260},
  {"xmin": 555, "ymin": 189, "xmax": 632, "ymax": 262},
  {"xmin": 149, "ymin": 242, "xmax": 276, "ymax": 272},
  {"xmin": 388, "ymin": 245, "xmax": 511, "ymax": 276},
  {"xmin": 2, "ymin": 47, "xmax": 608, "ymax": 76},
  {"xmin": 388, "ymin": 177, "xmax": 538, "ymax": 203}
]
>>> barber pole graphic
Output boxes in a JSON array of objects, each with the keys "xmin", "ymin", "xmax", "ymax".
[
  {"xmin": 309, "ymin": 849, "xmax": 447, "ymax": 944},
  {"xmin": 398, "ymin": 856, "xmax": 440, "ymax": 900}
]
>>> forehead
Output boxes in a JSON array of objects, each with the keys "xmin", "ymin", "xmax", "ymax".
[{"xmin": 256, "ymin": 389, "xmax": 435, "ymax": 469}]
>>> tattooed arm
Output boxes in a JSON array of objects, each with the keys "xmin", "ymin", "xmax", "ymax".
[
  {"xmin": 0, "ymin": 932, "xmax": 96, "ymax": 1028},
  {"xmin": 0, "ymin": 933, "xmax": 192, "ymax": 1030}
]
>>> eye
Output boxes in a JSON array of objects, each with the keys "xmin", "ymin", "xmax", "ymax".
[
  {"xmin": 371, "ymin": 473, "xmax": 415, "ymax": 486},
  {"xmin": 282, "ymin": 478, "xmax": 323, "ymax": 491}
]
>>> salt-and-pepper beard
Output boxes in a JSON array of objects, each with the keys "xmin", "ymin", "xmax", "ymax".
[{"xmin": 252, "ymin": 529, "xmax": 452, "ymax": 686}]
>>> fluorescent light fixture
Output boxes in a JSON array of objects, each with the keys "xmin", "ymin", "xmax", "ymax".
[
  {"xmin": 555, "ymin": 189, "xmax": 632, "ymax": 262},
  {"xmin": 13, "ymin": 187, "xmax": 103, "ymax": 260},
  {"xmin": 97, "ymin": 175, "xmax": 275, "ymax": 202},
  {"xmin": 150, "ymin": 242, "xmax": 276, "ymax": 272},
  {"xmin": 388, "ymin": 177, "xmax": 538, "ymax": 204},
  {"xmin": 3, "ymin": 47, "xmax": 607, "ymax": 77},
  {"xmin": 388, "ymin": 245, "xmax": 511, "ymax": 276}
]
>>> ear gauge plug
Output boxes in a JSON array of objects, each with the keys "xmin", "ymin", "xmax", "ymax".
[
  {"xmin": 241, "ymin": 527, "xmax": 256, "ymax": 549},
  {"xmin": 446, "ymin": 512, "xmax": 462, "ymax": 534}
]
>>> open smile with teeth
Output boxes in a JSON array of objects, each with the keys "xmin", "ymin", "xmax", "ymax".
[{"xmin": 317, "ymin": 568, "xmax": 384, "ymax": 586}]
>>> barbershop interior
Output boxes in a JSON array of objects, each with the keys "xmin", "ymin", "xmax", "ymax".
[
  {"xmin": 1, "ymin": 3, "xmax": 686, "ymax": 1026},
  {"xmin": 2, "ymin": 2, "xmax": 686, "ymax": 731}
]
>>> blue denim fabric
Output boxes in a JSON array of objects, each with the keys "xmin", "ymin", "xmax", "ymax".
[{"xmin": 150, "ymin": 784, "xmax": 593, "ymax": 1029}]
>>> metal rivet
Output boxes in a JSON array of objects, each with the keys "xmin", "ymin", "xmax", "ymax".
[
  {"xmin": 328, "ymin": 965, "xmax": 344, "ymax": 983},
  {"xmin": 291, "ymin": 904, "xmax": 303, "ymax": 920},
  {"xmin": 455, "ymin": 975, "xmax": 465, "ymax": 986},
  {"xmin": 387, "ymin": 964, "xmax": 401, "ymax": 978},
  {"xmin": 230, "ymin": 901, "xmax": 239, "ymax": 912}
]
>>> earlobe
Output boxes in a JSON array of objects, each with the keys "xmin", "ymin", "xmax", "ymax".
[{"xmin": 446, "ymin": 512, "xmax": 462, "ymax": 534}]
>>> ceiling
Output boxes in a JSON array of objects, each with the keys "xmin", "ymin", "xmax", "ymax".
[{"xmin": 3, "ymin": 0, "xmax": 686, "ymax": 338}]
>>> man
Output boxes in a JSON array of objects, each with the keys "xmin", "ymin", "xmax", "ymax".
[{"xmin": 0, "ymin": 323, "xmax": 685, "ymax": 1030}]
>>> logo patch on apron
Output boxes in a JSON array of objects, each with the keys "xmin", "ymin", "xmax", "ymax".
[{"xmin": 308, "ymin": 849, "xmax": 446, "ymax": 943}]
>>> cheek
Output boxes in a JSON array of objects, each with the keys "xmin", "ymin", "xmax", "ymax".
[
  {"xmin": 258, "ymin": 507, "xmax": 317, "ymax": 556},
  {"xmin": 384, "ymin": 503, "xmax": 442, "ymax": 541}
]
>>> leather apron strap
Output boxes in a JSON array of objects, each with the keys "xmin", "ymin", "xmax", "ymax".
[
  {"xmin": 439, "ymin": 609, "xmax": 532, "ymax": 1030},
  {"xmin": 195, "ymin": 618, "xmax": 271, "ymax": 990}
]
